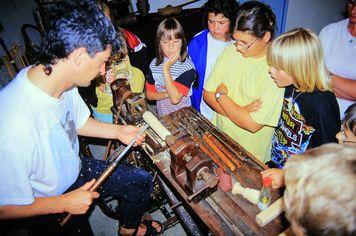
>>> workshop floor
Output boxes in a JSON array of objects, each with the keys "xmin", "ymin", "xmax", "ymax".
[
  {"xmin": 3, "ymin": 204, "xmax": 186, "ymax": 236},
  {"xmin": 89, "ymin": 203, "xmax": 186, "ymax": 236}
]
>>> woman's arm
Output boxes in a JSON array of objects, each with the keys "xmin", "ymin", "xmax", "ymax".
[
  {"xmin": 218, "ymin": 94, "xmax": 263, "ymax": 133},
  {"xmin": 205, "ymin": 83, "xmax": 263, "ymax": 132},
  {"xmin": 203, "ymin": 90, "xmax": 227, "ymax": 116}
]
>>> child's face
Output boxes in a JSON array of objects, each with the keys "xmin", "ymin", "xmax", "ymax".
[
  {"xmin": 207, "ymin": 13, "xmax": 230, "ymax": 41},
  {"xmin": 268, "ymin": 66, "xmax": 294, "ymax": 88},
  {"xmin": 232, "ymin": 30, "xmax": 270, "ymax": 58},
  {"xmin": 160, "ymin": 34, "xmax": 182, "ymax": 58},
  {"xmin": 336, "ymin": 125, "xmax": 356, "ymax": 145}
]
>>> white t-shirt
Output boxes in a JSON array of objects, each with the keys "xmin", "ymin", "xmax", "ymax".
[
  {"xmin": 0, "ymin": 67, "xmax": 90, "ymax": 205},
  {"xmin": 319, "ymin": 19, "xmax": 356, "ymax": 118},
  {"xmin": 200, "ymin": 33, "xmax": 232, "ymax": 120}
]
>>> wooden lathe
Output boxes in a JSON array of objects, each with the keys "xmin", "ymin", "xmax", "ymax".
[{"xmin": 111, "ymin": 79, "xmax": 289, "ymax": 235}]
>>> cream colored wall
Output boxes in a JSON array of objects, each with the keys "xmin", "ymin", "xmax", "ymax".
[{"xmin": 285, "ymin": 0, "xmax": 346, "ymax": 34}]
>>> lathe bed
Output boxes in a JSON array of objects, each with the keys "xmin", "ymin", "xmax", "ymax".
[{"xmin": 140, "ymin": 107, "xmax": 288, "ymax": 235}]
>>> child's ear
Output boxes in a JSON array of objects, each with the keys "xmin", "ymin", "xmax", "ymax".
[{"xmin": 262, "ymin": 32, "xmax": 271, "ymax": 43}]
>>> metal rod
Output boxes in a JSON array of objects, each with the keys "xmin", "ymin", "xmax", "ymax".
[
  {"xmin": 113, "ymin": 124, "xmax": 148, "ymax": 165},
  {"xmin": 59, "ymin": 125, "xmax": 148, "ymax": 227}
]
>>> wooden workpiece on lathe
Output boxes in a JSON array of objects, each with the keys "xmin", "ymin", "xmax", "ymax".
[
  {"xmin": 232, "ymin": 181, "xmax": 260, "ymax": 205},
  {"xmin": 143, "ymin": 111, "xmax": 171, "ymax": 141}
]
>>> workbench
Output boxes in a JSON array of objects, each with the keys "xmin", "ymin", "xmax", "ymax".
[{"xmin": 141, "ymin": 107, "xmax": 289, "ymax": 235}]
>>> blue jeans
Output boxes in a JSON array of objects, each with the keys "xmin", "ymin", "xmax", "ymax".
[{"xmin": 66, "ymin": 157, "xmax": 153, "ymax": 229}]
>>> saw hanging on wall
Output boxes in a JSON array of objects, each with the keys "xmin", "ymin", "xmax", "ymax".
[{"xmin": 158, "ymin": 0, "xmax": 201, "ymax": 16}]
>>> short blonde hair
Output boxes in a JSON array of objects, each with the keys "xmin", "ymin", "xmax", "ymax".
[
  {"xmin": 284, "ymin": 143, "xmax": 356, "ymax": 235},
  {"xmin": 267, "ymin": 28, "xmax": 332, "ymax": 92}
]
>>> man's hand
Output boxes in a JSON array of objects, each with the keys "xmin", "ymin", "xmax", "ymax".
[
  {"xmin": 117, "ymin": 125, "xmax": 145, "ymax": 146},
  {"xmin": 163, "ymin": 51, "xmax": 180, "ymax": 70},
  {"xmin": 61, "ymin": 179, "xmax": 99, "ymax": 215},
  {"xmin": 244, "ymin": 99, "xmax": 262, "ymax": 113},
  {"xmin": 261, "ymin": 168, "xmax": 285, "ymax": 189},
  {"xmin": 216, "ymin": 83, "xmax": 228, "ymax": 95}
]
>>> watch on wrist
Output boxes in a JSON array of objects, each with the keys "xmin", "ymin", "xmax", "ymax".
[{"xmin": 215, "ymin": 92, "xmax": 225, "ymax": 101}]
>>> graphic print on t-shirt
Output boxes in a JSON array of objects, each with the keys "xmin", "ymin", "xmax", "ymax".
[
  {"xmin": 49, "ymin": 110, "xmax": 79, "ymax": 195},
  {"xmin": 271, "ymin": 97, "xmax": 315, "ymax": 168},
  {"xmin": 60, "ymin": 111, "xmax": 77, "ymax": 148}
]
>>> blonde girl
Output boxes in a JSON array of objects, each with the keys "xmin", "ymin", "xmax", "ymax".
[{"xmin": 262, "ymin": 28, "xmax": 340, "ymax": 189}]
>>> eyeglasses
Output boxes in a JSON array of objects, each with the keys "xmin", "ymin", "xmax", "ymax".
[
  {"xmin": 340, "ymin": 126, "xmax": 356, "ymax": 144},
  {"xmin": 233, "ymin": 37, "xmax": 258, "ymax": 51}
]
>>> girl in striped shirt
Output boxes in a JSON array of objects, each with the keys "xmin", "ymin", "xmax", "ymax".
[{"xmin": 146, "ymin": 18, "xmax": 196, "ymax": 116}]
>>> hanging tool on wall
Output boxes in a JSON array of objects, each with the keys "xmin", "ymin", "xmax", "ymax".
[{"xmin": 158, "ymin": 0, "xmax": 201, "ymax": 16}]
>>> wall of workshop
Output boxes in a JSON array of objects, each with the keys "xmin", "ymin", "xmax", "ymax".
[
  {"xmin": 0, "ymin": 0, "xmax": 39, "ymax": 57},
  {"xmin": 0, "ymin": 0, "xmax": 349, "ymax": 57},
  {"xmin": 130, "ymin": 0, "xmax": 346, "ymax": 34},
  {"xmin": 285, "ymin": 0, "xmax": 346, "ymax": 34},
  {"xmin": 129, "ymin": 0, "xmax": 206, "ymax": 13}
]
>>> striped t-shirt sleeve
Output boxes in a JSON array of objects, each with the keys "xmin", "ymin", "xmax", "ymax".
[
  {"xmin": 174, "ymin": 69, "xmax": 195, "ymax": 96},
  {"xmin": 173, "ymin": 59, "xmax": 196, "ymax": 96}
]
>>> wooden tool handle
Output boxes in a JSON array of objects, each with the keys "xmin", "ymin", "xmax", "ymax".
[
  {"xmin": 202, "ymin": 134, "xmax": 236, "ymax": 172},
  {"xmin": 89, "ymin": 164, "xmax": 117, "ymax": 191},
  {"xmin": 59, "ymin": 164, "xmax": 117, "ymax": 227},
  {"xmin": 207, "ymin": 133, "xmax": 242, "ymax": 168},
  {"xmin": 192, "ymin": 135, "xmax": 227, "ymax": 172},
  {"xmin": 59, "ymin": 213, "xmax": 73, "ymax": 227}
]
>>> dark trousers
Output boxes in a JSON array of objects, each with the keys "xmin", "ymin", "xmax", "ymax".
[
  {"xmin": 1, "ymin": 157, "xmax": 153, "ymax": 235},
  {"xmin": 73, "ymin": 157, "xmax": 153, "ymax": 229}
]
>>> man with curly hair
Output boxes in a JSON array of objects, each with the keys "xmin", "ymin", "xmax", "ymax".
[{"xmin": 0, "ymin": 1, "xmax": 160, "ymax": 235}]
